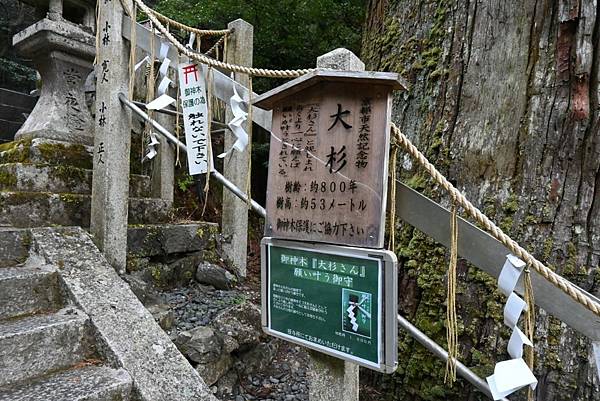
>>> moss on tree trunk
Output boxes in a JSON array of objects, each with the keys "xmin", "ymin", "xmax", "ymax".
[{"xmin": 362, "ymin": 0, "xmax": 600, "ymax": 400}]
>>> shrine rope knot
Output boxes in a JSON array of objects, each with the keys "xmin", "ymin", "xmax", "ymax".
[{"xmin": 390, "ymin": 123, "xmax": 600, "ymax": 319}]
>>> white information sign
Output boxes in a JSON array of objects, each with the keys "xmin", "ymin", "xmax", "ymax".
[{"xmin": 178, "ymin": 63, "xmax": 211, "ymax": 175}]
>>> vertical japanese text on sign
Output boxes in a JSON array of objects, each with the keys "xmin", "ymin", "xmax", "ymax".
[
  {"xmin": 178, "ymin": 63, "xmax": 212, "ymax": 175},
  {"xmin": 253, "ymin": 71, "xmax": 404, "ymax": 248}
]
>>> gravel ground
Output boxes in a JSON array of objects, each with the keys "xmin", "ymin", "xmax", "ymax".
[
  {"xmin": 162, "ymin": 282, "xmax": 242, "ymax": 332},
  {"xmin": 159, "ymin": 282, "xmax": 311, "ymax": 401},
  {"xmin": 222, "ymin": 342, "xmax": 310, "ymax": 401}
]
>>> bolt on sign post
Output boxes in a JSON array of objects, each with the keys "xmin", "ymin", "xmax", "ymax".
[
  {"xmin": 261, "ymin": 238, "xmax": 398, "ymax": 372},
  {"xmin": 253, "ymin": 70, "xmax": 405, "ymax": 249},
  {"xmin": 254, "ymin": 69, "xmax": 406, "ymax": 376}
]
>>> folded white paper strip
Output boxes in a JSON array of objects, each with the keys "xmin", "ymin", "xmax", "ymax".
[
  {"xmin": 134, "ymin": 56, "xmax": 149, "ymax": 72},
  {"xmin": 159, "ymin": 42, "xmax": 169, "ymax": 60},
  {"xmin": 218, "ymin": 84, "xmax": 249, "ymax": 158},
  {"xmin": 507, "ymin": 327, "xmax": 532, "ymax": 359},
  {"xmin": 157, "ymin": 76, "xmax": 172, "ymax": 96},
  {"xmin": 142, "ymin": 133, "xmax": 159, "ymax": 161},
  {"xmin": 486, "ymin": 358, "xmax": 537, "ymax": 400},
  {"xmin": 504, "ymin": 292, "xmax": 527, "ymax": 328},
  {"xmin": 158, "ymin": 58, "xmax": 171, "ymax": 77},
  {"xmin": 187, "ymin": 32, "xmax": 196, "ymax": 49},
  {"xmin": 146, "ymin": 93, "xmax": 175, "ymax": 110},
  {"xmin": 143, "ymin": 147, "xmax": 157, "ymax": 161},
  {"xmin": 498, "ymin": 254, "xmax": 527, "ymax": 296},
  {"xmin": 148, "ymin": 132, "xmax": 160, "ymax": 147}
]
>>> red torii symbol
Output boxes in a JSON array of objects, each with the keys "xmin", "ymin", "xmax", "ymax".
[{"xmin": 182, "ymin": 64, "xmax": 198, "ymax": 84}]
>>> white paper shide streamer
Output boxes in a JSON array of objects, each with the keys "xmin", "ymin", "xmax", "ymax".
[
  {"xmin": 146, "ymin": 42, "xmax": 176, "ymax": 111},
  {"xmin": 486, "ymin": 254, "xmax": 537, "ymax": 400},
  {"xmin": 143, "ymin": 42, "xmax": 176, "ymax": 161},
  {"xmin": 178, "ymin": 62, "xmax": 212, "ymax": 175},
  {"xmin": 218, "ymin": 83, "xmax": 249, "ymax": 158},
  {"xmin": 142, "ymin": 133, "xmax": 160, "ymax": 161}
]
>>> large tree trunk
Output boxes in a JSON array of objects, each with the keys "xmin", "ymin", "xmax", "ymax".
[{"xmin": 362, "ymin": 1, "xmax": 600, "ymax": 400}]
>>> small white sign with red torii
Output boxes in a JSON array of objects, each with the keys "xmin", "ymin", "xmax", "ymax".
[{"xmin": 178, "ymin": 63, "xmax": 212, "ymax": 175}]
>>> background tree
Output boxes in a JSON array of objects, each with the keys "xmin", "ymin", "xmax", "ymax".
[
  {"xmin": 361, "ymin": 1, "xmax": 599, "ymax": 400},
  {"xmin": 0, "ymin": 0, "xmax": 38, "ymax": 92},
  {"xmin": 153, "ymin": 0, "xmax": 366, "ymax": 92},
  {"xmin": 153, "ymin": 0, "xmax": 368, "ymax": 207}
]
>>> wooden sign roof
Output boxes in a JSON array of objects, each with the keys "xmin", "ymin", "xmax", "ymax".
[{"xmin": 253, "ymin": 69, "xmax": 407, "ymax": 110}]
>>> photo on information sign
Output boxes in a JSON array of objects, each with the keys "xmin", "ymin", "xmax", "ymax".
[{"xmin": 342, "ymin": 289, "xmax": 372, "ymax": 339}]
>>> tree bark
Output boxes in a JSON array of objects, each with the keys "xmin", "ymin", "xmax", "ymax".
[{"xmin": 362, "ymin": 1, "xmax": 600, "ymax": 400}]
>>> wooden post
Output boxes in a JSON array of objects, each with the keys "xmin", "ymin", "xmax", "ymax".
[
  {"xmin": 152, "ymin": 71, "xmax": 175, "ymax": 206},
  {"xmin": 91, "ymin": 0, "xmax": 133, "ymax": 273},
  {"xmin": 306, "ymin": 48, "xmax": 365, "ymax": 401},
  {"xmin": 221, "ymin": 19, "xmax": 253, "ymax": 278}
]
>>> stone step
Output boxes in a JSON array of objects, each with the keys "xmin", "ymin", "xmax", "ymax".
[
  {"xmin": 0, "ymin": 163, "xmax": 151, "ymax": 197},
  {"xmin": 0, "ymin": 89, "xmax": 37, "ymax": 111},
  {"xmin": 0, "ymin": 192, "xmax": 171, "ymax": 228},
  {"xmin": 0, "ymin": 365, "xmax": 132, "ymax": 401},
  {"xmin": 0, "ymin": 103, "xmax": 30, "ymax": 123},
  {"xmin": 127, "ymin": 222, "xmax": 219, "ymax": 258},
  {"xmin": 0, "ymin": 265, "xmax": 63, "ymax": 320},
  {"xmin": 0, "ymin": 228, "xmax": 31, "ymax": 268},
  {"xmin": 0, "ymin": 120, "xmax": 22, "ymax": 144},
  {"xmin": 0, "ymin": 308, "xmax": 95, "ymax": 386},
  {"xmin": 0, "ymin": 138, "xmax": 93, "ymax": 169}
]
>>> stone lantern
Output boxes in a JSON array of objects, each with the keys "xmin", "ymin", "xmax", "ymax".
[{"xmin": 12, "ymin": 0, "xmax": 96, "ymax": 145}]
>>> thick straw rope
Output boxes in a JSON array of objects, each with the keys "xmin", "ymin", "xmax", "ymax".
[
  {"xmin": 445, "ymin": 203, "xmax": 459, "ymax": 385},
  {"xmin": 205, "ymin": 32, "xmax": 229, "ymax": 58},
  {"xmin": 524, "ymin": 271, "xmax": 536, "ymax": 401},
  {"xmin": 133, "ymin": 0, "xmax": 314, "ymax": 78},
  {"xmin": 390, "ymin": 123, "xmax": 600, "ymax": 318},
  {"xmin": 125, "ymin": 0, "xmax": 598, "ymax": 321},
  {"xmin": 147, "ymin": 9, "xmax": 231, "ymax": 36}
]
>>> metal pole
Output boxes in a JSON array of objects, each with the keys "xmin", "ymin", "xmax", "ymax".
[
  {"xmin": 397, "ymin": 314, "xmax": 509, "ymax": 401},
  {"xmin": 119, "ymin": 93, "xmax": 267, "ymax": 217},
  {"xmin": 131, "ymin": 100, "xmax": 228, "ymax": 127}
]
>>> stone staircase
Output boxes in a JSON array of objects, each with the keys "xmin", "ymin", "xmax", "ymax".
[
  {"xmin": 0, "ymin": 229, "xmax": 133, "ymax": 400},
  {"xmin": 0, "ymin": 137, "xmax": 170, "ymax": 227},
  {"xmin": 0, "ymin": 226, "xmax": 217, "ymax": 401}
]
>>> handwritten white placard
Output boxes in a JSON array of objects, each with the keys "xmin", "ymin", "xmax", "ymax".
[{"xmin": 178, "ymin": 62, "xmax": 212, "ymax": 175}]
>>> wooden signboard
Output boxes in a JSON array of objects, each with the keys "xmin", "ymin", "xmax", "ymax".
[{"xmin": 253, "ymin": 70, "xmax": 405, "ymax": 248}]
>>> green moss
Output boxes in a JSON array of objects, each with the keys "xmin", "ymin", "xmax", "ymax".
[
  {"xmin": 151, "ymin": 265, "xmax": 162, "ymax": 283},
  {"xmin": 524, "ymin": 214, "xmax": 537, "ymax": 225},
  {"xmin": 503, "ymin": 195, "xmax": 519, "ymax": 214},
  {"xmin": 0, "ymin": 170, "xmax": 17, "ymax": 188},
  {"xmin": 0, "ymin": 139, "xmax": 32, "ymax": 164},
  {"xmin": 59, "ymin": 193, "xmax": 82, "ymax": 204},
  {"xmin": 37, "ymin": 142, "xmax": 92, "ymax": 170},
  {"xmin": 406, "ymin": 173, "xmax": 428, "ymax": 191},
  {"xmin": 51, "ymin": 165, "xmax": 87, "ymax": 188},
  {"xmin": 543, "ymin": 238, "xmax": 553, "ymax": 259}
]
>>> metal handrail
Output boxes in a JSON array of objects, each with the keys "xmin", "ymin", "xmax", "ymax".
[
  {"xmin": 397, "ymin": 315, "xmax": 508, "ymax": 401},
  {"xmin": 118, "ymin": 93, "xmax": 507, "ymax": 400},
  {"xmin": 119, "ymin": 93, "xmax": 267, "ymax": 217}
]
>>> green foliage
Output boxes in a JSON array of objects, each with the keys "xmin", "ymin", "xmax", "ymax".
[
  {"xmin": 177, "ymin": 174, "xmax": 194, "ymax": 191},
  {"xmin": 152, "ymin": 0, "xmax": 367, "ymax": 91},
  {"xmin": 0, "ymin": 58, "xmax": 36, "ymax": 92}
]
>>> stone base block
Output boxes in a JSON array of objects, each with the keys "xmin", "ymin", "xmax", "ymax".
[
  {"xmin": 0, "ymin": 163, "xmax": 150, "ymax": 197},
  {"xmin": 0, "ymin": 192, "xmax": 171, "ymax": 227}
]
